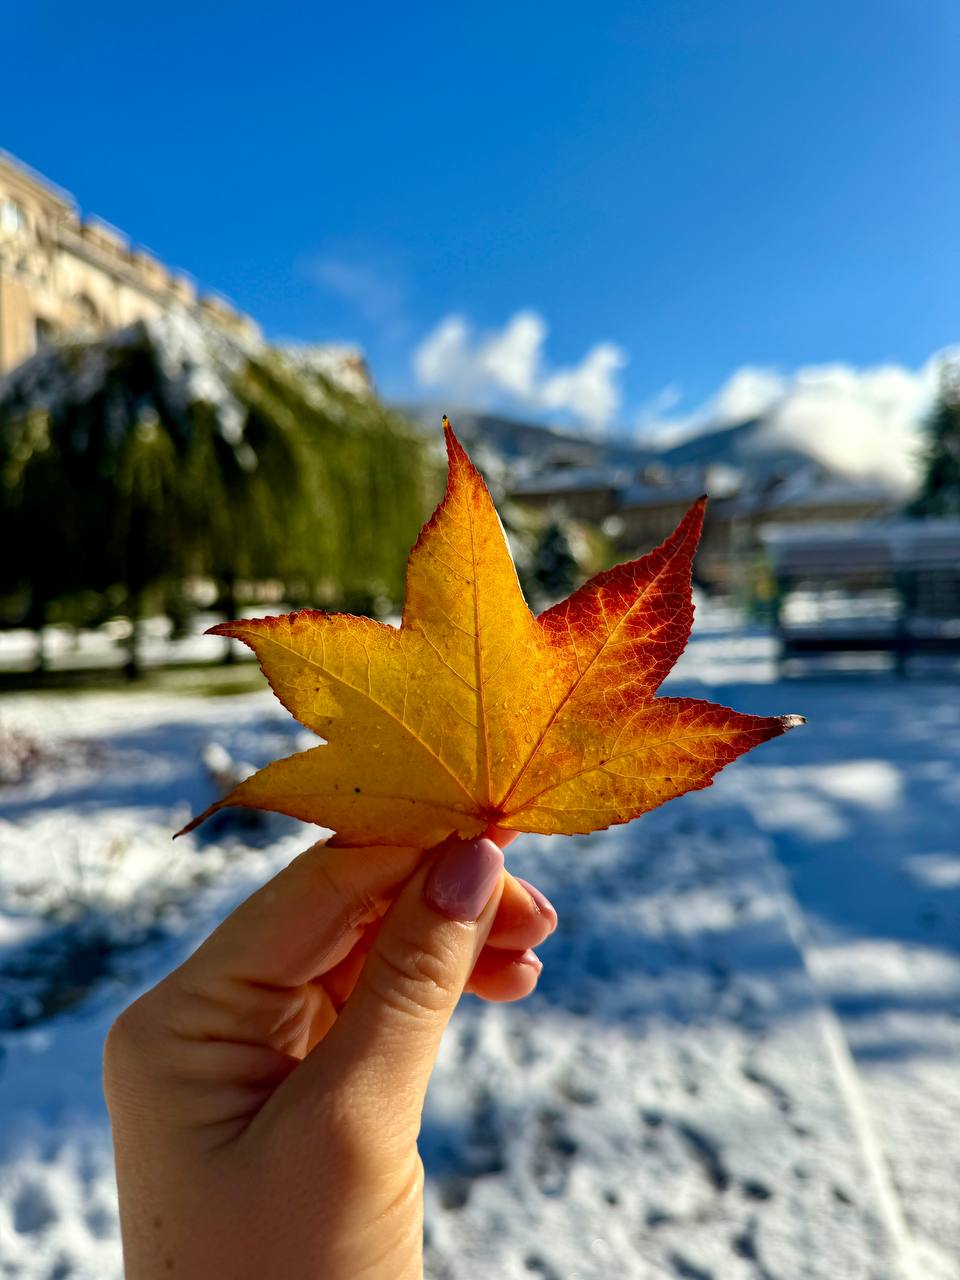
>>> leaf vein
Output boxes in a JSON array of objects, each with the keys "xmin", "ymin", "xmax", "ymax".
[{"xmin": 241, "ymin": 629, "xmax": 479, "ymax": 811}]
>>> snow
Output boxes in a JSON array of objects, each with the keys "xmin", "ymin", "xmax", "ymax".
[
  {"xmin": 668, "ymin": 622, "xmax": 960, "ymax": 1280},
  {"xmin": 0, "ymin": 310, "xmax": 248, "ymax": 432},
  {"xmin": 762, "ymin": 519, "xmax": 960, "ymax": 570},
  {"xmin": 279, "ymin": 344, "xmax": 373, "ymax": 399},
  {"xmin": 0, "ymin": 612, "xmax": 272, "ymax": 674},
  {"xmin": 1, "ymin": 609, "xmax": 958, "ymax": 1278},
  {"xmin": 0, "ymin": 309, "xmax": 375, "ymax": 471},
  {"xmin": 740, "ymin": 465, "xmax": 896, "ymax": 513},
  {"xmin": 512, "ymin": 467, "xmax": 632, "ymax": 496}
]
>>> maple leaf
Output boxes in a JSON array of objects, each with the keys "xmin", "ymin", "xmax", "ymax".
[{"xmin": 179, "ymin": 419, "xmax": 803, "ymax": 846}]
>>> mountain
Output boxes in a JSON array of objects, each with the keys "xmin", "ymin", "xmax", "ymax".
[
  {"xmin": 401, "ymin": 404, "xmax": 904, "ymax": 504},
  {"xmin": 656, "ymin": 416, "xmax": 904, "ymax": 496},
  {"xmin": 659, "ymin": 418, "xmax": 811, "ymax": 475},
  {"xmin": 398, "ymin": 404, "xmax": 658, "ymax": 475}
]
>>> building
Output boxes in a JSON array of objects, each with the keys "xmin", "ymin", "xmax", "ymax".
[
  {"xmin": 510, "ymin": 466, "xmax": 633, "ymax": 524},
  {"xmin": 508, "ymin": 446, "xmax": 903, "ymax": 595},
  {"xmin": 0, "ymin": 149, "xmax": 259, "ymax": 376}
]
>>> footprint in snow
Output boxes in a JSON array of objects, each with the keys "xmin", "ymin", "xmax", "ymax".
[
  {"xmin": 531, "ymin": 1107, "xmax": 579, "ymax": 1197},
  {"xmin": 12, "ymin": 1181, "xmax": 57, "ymax": 1235}
]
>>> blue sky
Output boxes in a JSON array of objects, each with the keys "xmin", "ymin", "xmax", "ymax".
[{"xmin": 6, "ymin": 0, "xmax": 957, "ymax": 438}]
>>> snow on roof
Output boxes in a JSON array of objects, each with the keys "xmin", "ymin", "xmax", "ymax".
[
  {"xmin": 512, "ymin": 466, "xmax": 632, "ymax": 495},
  {"xmin": 736, "ymin": 466, "xmax": 898, "ymax": 515},
  {"xmin": 761, "ymin": 519, "xmax": 960, "ymax": 571},
  {"xmin": 618, "ymin": 481, "xmax": 705, "ymax": 510}
]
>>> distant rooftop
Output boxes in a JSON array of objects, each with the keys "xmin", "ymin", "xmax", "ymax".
[
  {"xmin": 512, "ymin": 466, "xmax": 632, "ymax": 495},
  {"xmin": 618, "ymin": 481, "xmax": 706, "ymax": 510}
]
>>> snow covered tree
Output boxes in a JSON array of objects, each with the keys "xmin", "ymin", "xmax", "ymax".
[{"xmin": 0, "ymin": 312, "xmax": 435, "ymax": 672}]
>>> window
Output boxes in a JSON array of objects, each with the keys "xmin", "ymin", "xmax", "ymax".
[
  {"xmin": 35, "ymin": 317, "xmax": 57, "ymax": 347},
  {"xmin": 74, "ymin": 294, "xmax": 101, "ymax": 335},
  {"xmin": 0, "ymin": 198, "xmax": 26, "ymax": 235}
]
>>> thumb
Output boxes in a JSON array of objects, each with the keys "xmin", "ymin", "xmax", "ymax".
[{"xmin": 306, "ymin": 836, "xmax": 504, "ymax": 1140}]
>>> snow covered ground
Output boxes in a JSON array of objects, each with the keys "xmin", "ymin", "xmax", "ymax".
[
  {"xmin": 0, "ymin": 612, "xmax": 957, "ymax": 1279},
  {"xmin": 0, "ymin": 612, "xmax": 263, "ymax": 674}
]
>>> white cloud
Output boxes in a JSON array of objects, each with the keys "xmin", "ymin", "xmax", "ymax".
[
  {"xmin": 414, "ymin": 307, "xmax": 952, "ymax": 490},
  {"xmin": 480, "ymin": 312, "xmax": 546, "ymax": 399},
  {"xmin": 640, "ymin": 352, "xmax": 956, "ymax": 492},
  {"xmin": 710, "ymin": 367, "xmax": 785, "ymax": 421},
  {"xmin": 763, "ymin": 362, "xmax": 939, "ymax": 491},
  {"xmin": 414, "ymin": 315, "xmax": 472, "ymax": 388},
  {"xmin": 540, "ymin": 343, "xmax": 627, "ymax": 432},
  {"xmin": 413, "ymin": 310, "xmax": 627, "ymax": 434}
]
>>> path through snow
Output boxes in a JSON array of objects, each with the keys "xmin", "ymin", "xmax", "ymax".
[{"xmin": 0, "ymin": 619, "xmax": 956, "ymax": 1278}]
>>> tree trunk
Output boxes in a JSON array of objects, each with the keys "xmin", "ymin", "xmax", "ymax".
[
  {"xmin": 29, "ymin": 597, "xmax": 48, "ymax": 674},
  {"xmin": 221, "ymin": 577, "xmax": 238, "ymax": 665},
  {"xmin": 124, "ymin": 595, "xmax": 142, "ymax": 681}
]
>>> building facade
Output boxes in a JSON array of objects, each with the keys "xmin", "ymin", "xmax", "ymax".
[{"xmin": 0, "ymin": 150, "xmax": 258, "ymax": 376}]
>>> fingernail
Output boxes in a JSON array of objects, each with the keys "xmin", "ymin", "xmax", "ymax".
[
  {"xmin": 517, "ymin": 949, "xmax": 543, "ymax": 976},
  {"xmin": 425, "ymin": 837, "xmax": 504, "ymax": 922},
  {"xmin": 515, "ymin": 877, "xmax": 558, "ymax": 932}
]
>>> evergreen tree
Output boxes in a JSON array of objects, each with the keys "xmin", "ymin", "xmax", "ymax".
[
  {"xmin": 531, "ymin": 517, "xmax": 579, "ymax": 602},
  {"xmin": 912, "ymin": 363, "xmax": 960, "ymax": 517}
]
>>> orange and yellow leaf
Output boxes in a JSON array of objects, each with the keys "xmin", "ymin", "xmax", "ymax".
[{"xmin": 179, "ymin": 419, "xmax": 802, "ymax": 846}]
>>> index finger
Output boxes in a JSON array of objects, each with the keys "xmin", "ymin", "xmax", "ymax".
[{"xmin": 181, "ymin": 842, "xmax": 423, "ymax": 991}]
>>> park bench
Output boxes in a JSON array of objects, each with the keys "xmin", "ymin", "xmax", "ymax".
[{"xmin": 761, "ymin": 522, "xmax": 960, "ymax": 675}]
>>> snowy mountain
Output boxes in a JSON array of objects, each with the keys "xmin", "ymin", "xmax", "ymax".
[
  {"xmin": 399, "ymin": 404, "xmax": 658, "ymax": 476},
  {"xmin": 403, "ymin": 404, "xmax": 905, "ymax": 503},
  {"xmin": 660, "ymin": 417, "xmax": 812, "ymax": 476}
]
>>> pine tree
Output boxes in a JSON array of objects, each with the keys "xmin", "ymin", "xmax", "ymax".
[
  {"xmin": 912, "ymin": 363, "xmax": 960, "ymax": 517},
  {"xmin": 531, "ymin": 517, "xmax": 579, "ymax": 601}
]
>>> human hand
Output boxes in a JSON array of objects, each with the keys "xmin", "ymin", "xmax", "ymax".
[{"xmin": 103, "ymin": 832, "xmax": 556, "ymax": 1279}]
